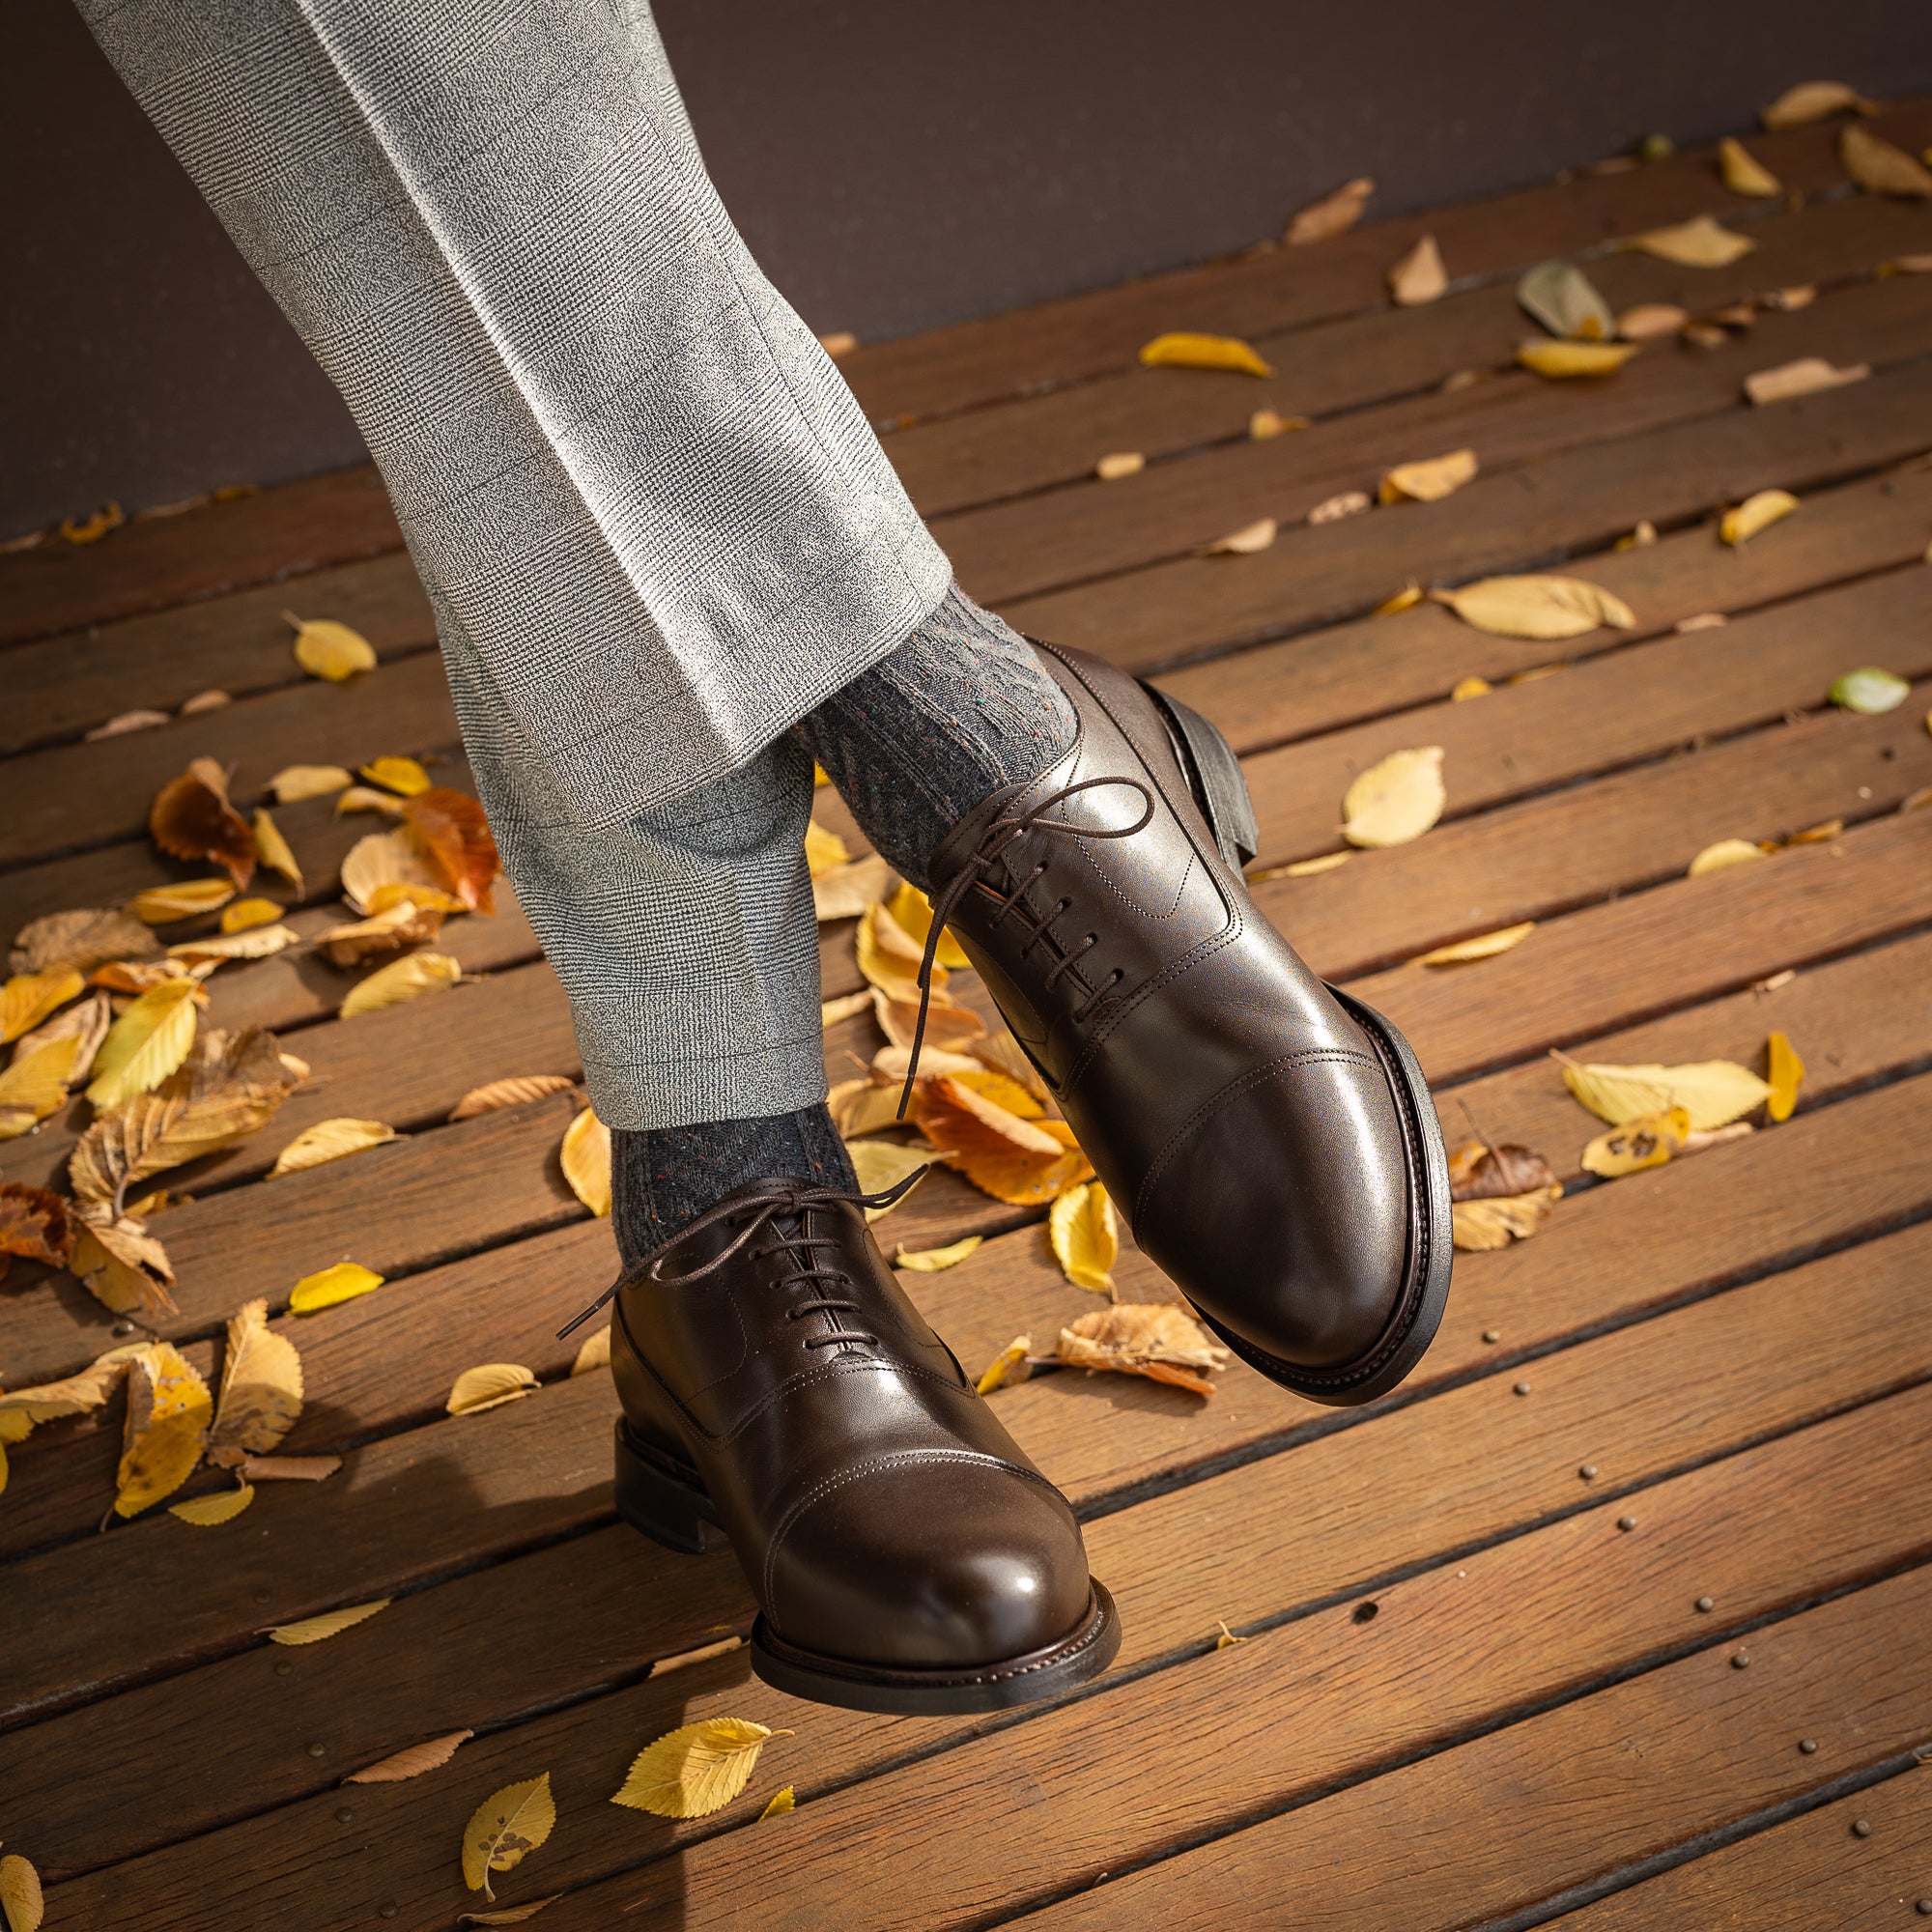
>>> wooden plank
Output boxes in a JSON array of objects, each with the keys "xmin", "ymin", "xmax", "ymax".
[
  {"xmin": 837, "ymin": 103, "xmax": 1932, "ymax": 428},
  {"xmin": 1158, "ymin": 465, "xmax": 1932, "ymax": 757},
  {"xmin": 1005, "ymin": 1573, "xmax": 1932, "ymax": 1932},
  {"xmin": 0, "ymin": 467, "xmax": 402, "ymax": 649},
  {"xmin": 1239, "ymin": 563, "xmax": 1932, "ymax": 869},
  {"xmin": 890, "ymin": 192, "xmax": 1932, "ymax": 518},
  {"xmin": 1006, "ymin": 355, "xmax": 1932, "ymax": 674},
  {"xmin": 1554, "ymin": 1774, "xmax": 1932, "ymax": 1931},
  {"xmin": 16, "ymin": 1213, "xmax": 1931, "ymax": 1909},
  {"xmin": 2, "ymin": 554, "xmax": 436, "ymax": 757},
  {"xmin": 944, "ymin": 271, "xmax": 1932, "ymax": 606}
]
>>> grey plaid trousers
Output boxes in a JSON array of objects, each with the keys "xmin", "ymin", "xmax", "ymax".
[{"xmin": 82, "ymin": 0, "xmax": 952, "ymax": 1129}]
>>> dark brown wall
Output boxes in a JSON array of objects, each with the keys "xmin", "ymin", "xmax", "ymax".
[{"xmin": 6, "ymin": 0, "xmax": 1929, "ymax": 540}]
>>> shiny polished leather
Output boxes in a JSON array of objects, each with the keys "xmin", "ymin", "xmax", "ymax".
[
  {"xmin": 926, "ymin": 641, "xmax": 1446, "ymax": 1401},
  {"xmin": 608, "ymin": 1178, "xmax": 1113, "ymax": 1697}
]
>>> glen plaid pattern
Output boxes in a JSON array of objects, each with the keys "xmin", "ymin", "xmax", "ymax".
[{"xmin": 81, "ymin": 0, "xmax": 953, "ymax": 1125}]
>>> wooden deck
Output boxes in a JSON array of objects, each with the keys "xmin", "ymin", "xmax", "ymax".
[{"xmin": 6, "ymin": 99, "xmax": 1932, "ymax": 1930}]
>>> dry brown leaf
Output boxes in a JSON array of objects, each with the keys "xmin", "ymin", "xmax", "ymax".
[
  {"xmin": 71, "ymin": 1024, "xmax": 298, "ymax": 1210},
  {"xmin": 1761, "ymin": 80, "xmax": 1874, "ymax": 129},
  {"xmin": 1767, "ymin": 1030, "xmax": 1805, "ymax": 1122},
  {"xmin": 252, "ymin": 809, "xmax": 303, "ymax": 894},
  {"xmin": 560, "ymin": 1105, "xmax": 611, "ymax": 1216},
  {"xmin": 0, "ymin": 1345, "xmax": 142, "ymax": 1431},
  {"xmin": 10, "ymin": 907, "xmax": 157, "ymax": 977},
  {"xmin": 1841, "ymin": 124, "xmax": 1932, "ymax": 197},
  {"xmin": 1049, "ymin": 1181, "xmax": 1118, "ymax": 1293},
  {"xmin": 1286, "ymin": 176, "xmax": 1373, "ymax": 244},
  {"xmin": 1378, "ymin": 449, "xmax": 1477, "ymax": 504},
  {"xmin": 128, "ymin": 877, "xmax": 237, "ymax": 925},
  {"xmin": 168, "ymin": 923, "xmax": 300, "ymax": 966},
  {"xmin": 1387, "ymin": 234, "xmax": 1446, "ymax": 304},
  {"xmin": 86, "ymin": 976, "xmax": 202, "ymax": 1112},
  {"xmin": 872, "ymin": 988, "xmax": 985, "ymax": 1055},
  {"xmin": 287, "ymin": 613, "xmax": 377, "ymax": 681},
  {"xmin": 346, "ymin": 1729, "xmax": 475, "ymax": 1784},
  {"xmin": 242, "ymin": 1453, "xmax": 342, "ymax": 1481},
  {"xmin": 1415, "ymin": 921, "xmax": 1535, "ymax": 966},
  {"xmin": 269, "ymin": 1117, "xmax": 398, "ymax": 1178},
  {"xmin": 339, "ymin": 951, "xmax": 461, "ymax": 1019},
  {"xmin": 1720, "ymin": 489, "xmax": 1800, "ymax": 545},
  {"xmin": 1452, "ymin": 1185, "xmax": 1561, "ymax": 1250},
  {"xmin": 288, "ymin": 1262, "xmax": 385, "ymax": 1315},
  {"xmin": 270, "ymin": 763, "xmax": 354, "ymax": 804},
  {"xmin": 71, "ymin": 1206, "xmax": 177, "ymax": 1316},
  {"xmin": 1434, "ymin": 575, "xmax": 1635, "ymax": 639},
  {"xmin": 114, "ymin": 1340, "xmax": 213, "ymax": 1516},
  {"xmin": 1, "ymin": 968, "xmax": 83, "ymax": 1045},
  {"xmin": 1518, "ymin": 338, "xmax": 1639, "ymax": 378},
  {"xmin": 1203, "ymin": 516, "xmax": 1277, "ymax": 556},
  {"xmin": 1628, "ymin": 215, "xmax": 1756, "ymax": 266},
  {"xmin": 150, "ymin": 756, "xmax": 255, "ymax": 890},
  {"xmin": 1137, "ymin": 332, "xmax": 1273, "ymax": 378},
  {"xmin": 0, "ymin": 1183, "xmax": 72, "ymax": 1274},
  {"xmin": 1517, "ymin": 260, "xmax": 1615, "ymax": 340},
  {"xmin": 976, "ymin": 1334, "xmax": 1033, "ymax": 1395},
  {"xmin": 405, "ymin": 788, "xmax": 500, "ymax": 912},
  {"xmin": 1580, "ymin": 1106, "xmax": 1691, "ymax": 1179},
  {"xmin": 447, "ymin": 1363, "xmax": 541, "ymax": 1414},
  {"xmin": 1447, "ymin": 1141, "xmax": 1557, "ymax": 1201},
  {"xmin": 1744, "ymin": 356, "xmax": 1870, "ymax": 406},
  {"xmin": 1616, "ymin": 302, "xmax": 1690, "ymax": 341},
  {"xmin": 316, "ymin": 900, "xmax": 448, "ymax": 966},
  {"xmin": 1095, "ymin": 451, "xmax": 1147, "ymax": 481},
  {"xmin": 86, "ymin": 709, "xmax": 169, "ymax": 740},
  {"xmin": 0, "ymin": 1036, "xmax": 80, "ymax": 1140},
  {"xmin": 459, "ymin": 1899, "xmax": 563, "ymax": 1926},
  {"xmin": 812, "ymin": 854, "xmax": 893, "ymax": 923},
  {"xmin": 1342, "ymin": 747, "xmax": 1445, "ymax": 848},
  {"xmin": 266, "ymin": 1599, "xmax": 391, "ymax": 1645},
  {"xmin": 449, "ymin": 1075, "xmax": 576, "ymax": 1121},
  {"xmin": 910, "ymin": 1078, "xmax": 1093, "ymax": 1205},
  {"xmin": 61, "ymin": 500, "xmax": 123, "ymax": 545},
  {"xmin": 1307, "ymin": 490, "xmax": 1371, "ymax": 526},
  {"xmin": 207, "ymin": 1296, "xmax": 303, "ymax": 1467},
  {"xmin": 1057, "ymin": 1302, "xmax": 1229, "ymax": 1396},
  {"xmin": 611, "ymin": 1720, "xmax": 786, "ymax": 1820}
]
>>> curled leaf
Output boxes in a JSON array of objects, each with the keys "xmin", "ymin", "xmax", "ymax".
[
  {"xmin": 1517, "ymin": 260, "xmax": 1615, "ymax": 340},
  {"xmin": 289, "ymin": 1262, "xmax": 384, "ymax": 1315},
  {"xmin": 976, "ymin": 1334, "xmax": 1033, "ymax": 1395},
  {"xmin": 1049, "ymin": 1181, "xmax": 1119, "ymax": 1293},
  {"xmin": 611, "ymin": 1719, "xmax": 784, "ymax": 1820},
  {"xmin": 460, "ymin": 1900, "xmax": 562, "ymax": 1926},
  {"xmin": 1718, "ymin": 135, "xmax": 1781, "ymax": 196},
  {"xmin": 270, "ymin": 763, "xmax": 354, "ymax": 804},
  {"xmin": 1720, "ymin": 489, "xmax": 1800, "ymax": 546},
  {"xmin": 2, "ymin": 969, "xmax": 83, "ymax": 1046},
  {"xmin": 1766, "ymin": 1031, "xmax": 1805, "ymax": 1122},
  {"xmin": 405, "ymin": 789, "xmax": 499, "ymax": 911},
  {"xmin": 1447, "ymin": 1142, "xmax": 1557, "ymax": 1201},
  {"xmin": 570, "ymin": 1326, "xmax": 611, "ymax": 1376},
  {"xmin": 1342, "ymin": 747, "xmax": 1445, "ymax": 849},
  {"xmin": 1841, "ymin": 124, "xmax": 1932, "ymax": 197},
  {"xmin": 856, "ymin": 898, "xmax": 935, "ymax": 1001},
  {"xmin": 287, "ymin": 613, "xmax": 376, "ymax": 682},
  {"xmin": 1138, "ymin": 332, "xmax": 1272, "ymax": 378},
  {"xmin": 887, "ymin": 881, "xmax": 972, "ymax": 970},
  {"xmin": 1095, "ymin": 451, "xmax": 1146, "ymax": 481},
  {"xmin": 115, "ymin": 1341, "xmax": 213, "ymax": 1517},
  {"xmin": 1518, "ymin": 339, "xmax": 1639, "ymax": 378},
  {"xmin": 208, "ymin": 1296, "xmax": 304, "ymax": 1466},
  {"xmin": 170, "ymin": 1483, "xmax": 256, "ymax": 1525},
  {"xmin": 828, "ymin": 1076, "xmax": 909, "ymax": 1140},
  {"xmin": 759, "ymin": 1786, "xmax": 797, "ymax": 1821},
  {"xmin": 1744, "ymin": 357, "xmax": 1869, "ymax": 406},
  {"xmin": 1761, "ymin": 80, "xmax": 1873, "ymax": 129},
  {"xmin": 0, "ymin": 1853, "xmax": 43, "ymax": 1932},
  {"xmin": 340, "ymin": 826, "xmax": 445, "ymax": 917},
  {"xmin": 150, "ymin": 757, "xmax": 255, "ymax": 889},
  {"xmin": 317, "ymin": 900, "xmax": 448, "ymax": 967},
  {"xmin": 1435, "ymin": 575, "xmax": 1634, "ymax": 639},
  {"xmin": 1828, "ymin": 666, "xmax": 1909, "ymax": 714},
  {"xmin": 71, "ymin": 1207, "xmax": 176, "ymax": 1316},
  {"xmin": 128, "ymin": 878, "xmax": 236, "ymax": 925},
  {"xmin": 812, "ymin": 854, "xmax": 893, "ymax": 923},
  {"xmin": 340, "ymin": 951, "xmax": 461, "ymax": 1019},
  {"xmin": 1451, "ymin": 1185, "xmax": 1561, "ymax": 1251},
  {"xmin": 86, "ymin": 977, "xmax": 201, "ymax": 1112},
  {"xmin": 1616, "ymin": 303, "xmax": 1690, "ymax": 342},
  {"xmin": 1307, "ymin": 490, "xmax": 1371, "ymax": 526},
  {"xmin": 843, "ymin": 1139, "xmax": 935, "ymax": 1213},
  {"xmin": 347, "ymin": 1729, "xmax": 474, "ymax": 1784},
  {"xmin": 1057, "ymin": 1302, "xmax": 1228, "ymax": 1396},
  {"xmin": 1378, "ymin": 449, "xmax": 1477, "ymax": 504},
  {"xmin": 912, "ymin": 1078, "xmax": 1093, "ymax": 1205},
  {"xmin": 219, "ymin": 897, "xmax": 284, "ymax": 935},
  {"xmin": 894, "ymin": 1234, "xmax": 983, "ymax": 1272},
  {"xmin": 448, "ymin": 1363, "xmax": 541, "ymax": 1415},
  {"xmin": 873, "ymin": 989, "xmax": 985, "ymax": 1056},
  {"xmin": 1387, "ymin": 234, "xmax": 1446, "ymax": 305},
  {"xmin": 360, "ymin": 755, "xmax": 434, "ymax": 797},
  {"xmin": 648, "ymin": 1635, "xmax": 745, "ymax": 1677},
  {"xmin": 252, "ymin": 810, "xmax": 303, "ymax": 894},
  {"xmin": 168, "ymin": 923, "xmax": 299, "ymax": 965},
  {"xmin": 0, "ymin": 1183, "xmax": 73, "ymax": 1269},
  {"xmin": 0, "ymin": 1036, "xmax": 80, "ymax": 1140},
  {"xmin": 267, "ymin": 1599, "xmax": 390, "ymax": 1645},
  {"xmin": 1415, "ymin": 922, "xmax": 1534, "ymax": 966},
  {"xmin": 1203, "ymin": 517, "xmax": 1277, "ymax": 556},
  {"xmin": 337, "ymin": 786, "xmax": 407, "ymax": 817},
  {"xmin": 1581, "ymin": 1106, "xmax": 1691, "ymax": 1179},
  {"xmin": 1628, "ymin": 215, "xmax": 1755, "ymax": 266},
  {"xmin": 1286, "ymin": 176, "xmax": 1373, "ymax": 243},
  {"xmin": 450, "ymin": 1075, "xmax": 576, "ymax": 1121},
  {"xmin": 270, "ymin": 1118, "xmax": 398, "ymax": 1178},
  {"xmin": 560, "ymin": 1106, "xmax": 611, "ymax": 1216},
  {"xmin": 1689, "ymin": 838, "xmax": 1770, "ymax": 878}
]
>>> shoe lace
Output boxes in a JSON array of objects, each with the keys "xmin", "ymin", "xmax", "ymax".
[
  {"xmin": 553, "ymin": 1170, "xmax": 928, "ymax": 1342},
  {"xmin": 899, "ymin": 775, "xmax": 1153, "ymax": 1117}
]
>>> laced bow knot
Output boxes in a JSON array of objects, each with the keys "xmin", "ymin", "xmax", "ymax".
[
  {"xmin": 898, "ymin": 775, "xmax": 1154, "ymax": 1116},
  {"xmin": 553, "ymin": 1170, "xmax": 927, "ymax": 1340}
]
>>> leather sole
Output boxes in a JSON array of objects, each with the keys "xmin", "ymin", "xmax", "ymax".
[{"xmin": 611, "ymin": 1421, "xmax": 1125, "ymax": 1714}]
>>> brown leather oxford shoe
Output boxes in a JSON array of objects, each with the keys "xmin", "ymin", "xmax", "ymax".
[
  {"xmin": 582, "ymin": 1177, "xmax": 1119, "ymax": 1714},
  {"xmin": 918, "ymin": 640, "xmax": 1453, "ymax": 1407}
]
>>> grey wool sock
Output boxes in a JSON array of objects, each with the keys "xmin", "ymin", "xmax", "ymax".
[
  {"xmin": 795, "ymin": 582, "xmax": 1077, "ymax": 891},
  {"xmin": 611, "ymin": 1105, "xmax": 859, "ymax": 1271}
]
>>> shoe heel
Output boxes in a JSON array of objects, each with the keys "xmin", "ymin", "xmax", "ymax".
[
  {"xmin": 1139, "ymin": 682, "xmax": 1260, "ymax": 870},
  {"xmin": 613, "ymin": 1421, "xmax": 726, "ymax": 1555}
]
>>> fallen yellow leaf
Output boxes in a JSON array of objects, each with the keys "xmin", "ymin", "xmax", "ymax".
[
  {"xmin": 86, "ymin": 976, "xmax": 201, "ymax": 1111},
  {"xmin": 611, "ymin": 1719, "xmax": 787, "ymax": 1820},
  {"xmin": 1373, "ymin": 584, "xmax": 1424, "ymax": 616},
  {"xmin": 339, "ymin": 826, "xmax": 446, "ymax": 916},
  {"xmin": 894, "ymin": 1234, "xmax": 983, "ymax": 1272},
  {"xmin": 976, "ymin": 1334, "xmax": 1033, "ymax": 1395},
  {"xmin": 270, "ymin": 1117, "xmax": 398, "ymax": 1178},
  {"xmin": 208, "ymin": 1296, "xmax": 304, "ymax": 1466},
  {"xmin": 1378, "ymin": 449, "xmax": 1477, "ymax": 504},
  {"xmin": 1517, "ymin": 260, "xmax": 1615, "ymax": 340},
  {"xmin": 1248, "ymin": 408, "xmax": 1307, "ymax": 440},
  {"xmin": 804, "ymin": 818, "xmax": 851, "ymax": 877},
  {"xmin": 60, "ymin": 501, "xmax": 123, "ymax": 545},
  {"xmin": 1628, "ymin": 214, "xmax": 1756, "ymax": 266},
  {"xmin": 1342, "ymin": 746, "xmax": 1445, "ymax": 848},
  {"xmin": 128, "ymin": 877, "xmax": 237, "ymax": 924},
  {"xmin": 1248, "ymin": 850, "xmax": 1350, "ymax": 883},
  {"xmin": 1718, "ymin": 135, "xmax": 1781, "ymax": 196},
  {"xmin": 1689, "ymin": 838, "xmax": 1769, "ymax": 876},
  {"xmin": 1138, "ymin": 332, "xmax": 1273, "ymax": 377},
  {"xmin": 887, "ymin": 881, "xmax": 972, "ymax": 970},
  {"xmin": 339, "ymin": 951, "xmax": 462, "ymax": 1019},
  {"xmin": 855, "ymin": 898, "xmax": 935, "ymax": 1000},
  {"xmin": 460, "ymin": 1899, "xmax": 563, "ymax": 1926},
  {"xmin": 758, "ymin": 1786, "xmax": 797, "ymax": 1821},
  {"xmin": 449, "ymin": 1075, "xmax": 576, "ymax": 1120},
  {"xmin": 0, "ymin": 1036, "xmax": 79, "ymax": 1140},
  {"xmin": 1415, "ymin": 922, "xmax": 1535, "ymax": 966},
  {"xmin": 1057, "ymin": 1302, "xmax": 1228, "ymax": 1396},
  {"xmin": 1743, "ymin": 357, "xmax": 1869, "ymax": 406},
  {"xmin": 1049, "ymin": 1180, "xmax": 1119, "ymax": 1293},
  {"xmin": 912, "ymin": 1079, "xmax": 1093, "ymax": 1205},
  {"xmin": 168, "ymin": 923, "xmax": 299, "ymax": 965},
  {"xmin": 0, "ymin": 1346, "xmax": 141, "ymax": 1430},
  {"xmin": 1307, "ymin": 490, "xmax": 1371, "ymax": 525},
  {"xmin": 1581, "ymin": 1105, "xmax": 1691, "ymax": 1179},
  {"xmin": 560, "ymin": 1105, "xmax": 611, "ymax": 1216},
  {"xmin": 114, "ymin": 1340, "xmax": 213, "ymax": 1517},
  {"xmin": 1286, "ymin": 176, "xmax": 1373, "ymax": 244},
  {"xmin": 1452, "ymin": 1185, "xmax": 1561, "ymax": 1251},
  {"xmin": 1841, "ymin": 124, "xmax": 1932, "ymax": 197},
  {"xmin": 844, "ymin": 1138, "xmax": 935, "ymax": 1213},
  {"xmin": 169, "ymin": 1483, "xmax": 256, "ymax": 1525},
  {"xmin": 1434, "ymin": 575, "xmax": 1635, "ymax": 639},
  {"xmin": 570, "ymin": 1326, "xmax": 611, "ymax": 1376},
  {"xmin": 1203, "ymin": 517, "xmax": 1277, "ymax": 555},
  {"xmin": 270, "ymin": 763, "xmax": 354, "ymax": 804},
  {"xmin": 1518, "ymin": 338, "xmax": 1639, "ymax": 378},
  {"xmin": 360, "ymin": 755, "xmax": 434, "ymax": 796},
  {"xmin": 827, "ymin": 1076, "xmax": 907, "ymax": 1139},
  {"xmin": 336, "ymin": 785, "xmax": 409, "ymax": 817},
  {"xmin": 1, "ymin": 968, "xmax": 82, "ymax": 1045},
  {"xmin": 287, "ymin": 612, "xmax": 377, "ymax": 681},
  {"xmin": 289, "ymin": 1261, "xmax": 385, "ymax": 1315},
  {"xmin": 1095, "ymin": 451, "xmax": 1146, "ymax": 480},
  {"xmin": 463, "ymin": 1775, "xmax": 556, "ymax": 1898},
  {"xmin": 347, "ymin": 1729, "xmax": 475, "ymax": 1784},
  {"xmin": 219, "ymin": 896, "xmax": 284, "ymax": 935},
  {"xmin": 812, "ymin": 854, "xmax": 894, "ymax": 923},
  {"xmin": 1719, "ymin": 489, "xmax": 1800, "ymax": 546},
  {"xmin": 1387, "ymin": 233, "xmax": 1446, "ymax": 304},
  {"xmin": 1560, "ymin": 1057, "xmax": 1774, "ymax": 1130},
  {"xmin": 1449, "ymin": 676, "xmax": 1492, "ymax": 701},
  {"xmin": 1616, "ymin": 303, "xmax": 1689, "ymax": 342},
  {"xmin": 448, "ymin": 1363, "xmax": 541, "ymax": 1415},
  {"xmin": 1766, "ymin": 1031, "xmax": 1805, "ymax": 1122},
  {"xmin": 71, "ymin": 1208, "xmax": 177, "ymax": 1316},
  {"xmin": 0, "ymin": 1853, "xmax": 43, "ymax": 1932},
  {"xmin": 266, "ymin": 1598, "xmax": 391, "ymax": 1645},
  {"xmin": 872, "ymin": 987, "xmax": 985, "ymax": 1055},
  {"xmin": 1761, "ymin": 80, "xmax": 1874, "ymax": 129},
  {"xmin": 252, "ymin": 809, "xmax": 303, "ymax": 894}
]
